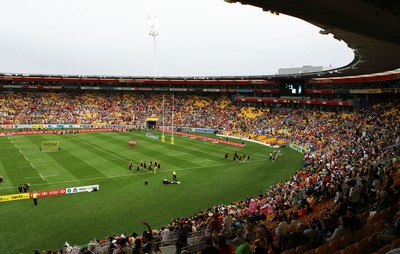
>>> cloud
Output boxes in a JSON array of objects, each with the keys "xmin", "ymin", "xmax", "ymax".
[{"xmin": 0, "ymin": 0, "xmax": 353, "ymax": 76}]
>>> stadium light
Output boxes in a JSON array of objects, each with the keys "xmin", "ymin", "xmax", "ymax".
[{"xmin": 147, "ymin": 13, "xmax": 159, "ymax": 77}]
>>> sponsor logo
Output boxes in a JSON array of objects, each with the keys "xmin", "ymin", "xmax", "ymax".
[
  {"xmin": 145, "ymin": 132, "xmax": 160, "ymax": 140},
  {"xmin": 0, "ymin": 193, "xmax": 30, "ymax": 202}
]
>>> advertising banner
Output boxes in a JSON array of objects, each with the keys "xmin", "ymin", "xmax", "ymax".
[
  {"xmin": 66, "ymin": 184, "xmax": 99, "ymax": 195},
  {"xmin": 0, "ymin": 193, "xmax": 30, "ymax": 203},
  {"xmin": 29, "ymin": 188, "xmax": 66, "ymax": 198},
  {"xmin": 145, "ymin": 132, "xmax": 160, "ymax": 140}
]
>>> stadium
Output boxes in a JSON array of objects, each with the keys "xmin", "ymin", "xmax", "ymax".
[{"xmin": 0, "ymin": 1, "xmax": 400, "ymax": 254}]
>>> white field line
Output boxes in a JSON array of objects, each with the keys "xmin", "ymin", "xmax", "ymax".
[{"xmin": 8, "ymin": 137, "xmax": 37, "ymax": 170}]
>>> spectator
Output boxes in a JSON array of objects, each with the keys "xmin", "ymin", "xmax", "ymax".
[
  {"xmin": 326, "ymin": 216, "xmax": 351, "ymax": 242},
  {"xmin": 201, "ymin": 238, "xmax": 219, "ymax": 254},
  {"xmin": 377, "ymin": 216, "xmax": 400, "ymax": 248},
  {"xmin": 133, "ymin": 238, "xmax": 144, "ymax": 254},
  {"xmin": 303, "ymin": 218, "xmax": 322, "ymax": 249},
  {"xmin": 285, "ymin": 223, "xmax": 309, "ymax": 250},
  {"xmin": 216, "ymin": 235, "xmax": 234, "ymax": 254},
  {"xmin": 112, "ymin": 237, "xmax": 133, "ymax": 254},
  {"xmin": 160, "ymin": 226, "xmax": 172, "ymax": 246},
  {"xmin": 250, "ymin": 227, "xmax": 269, "ymax": 254},
  {"xmin": 175, "ymin": 223, "xmax": 190, "ymax": 254}
]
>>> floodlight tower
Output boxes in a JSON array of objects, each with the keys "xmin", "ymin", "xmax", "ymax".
[{"xmin": 147, "ymin": 14, "xmax": 159, "ymax": 76}]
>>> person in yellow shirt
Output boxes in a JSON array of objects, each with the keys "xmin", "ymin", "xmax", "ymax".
[{"xmin": 32, "ymin": 191, "xmax": 38, "ymax": 206}]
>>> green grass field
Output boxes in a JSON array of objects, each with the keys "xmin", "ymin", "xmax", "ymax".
[{"xmin": 0, "ymin": 130, "xmax": 303, "ymax": 254}]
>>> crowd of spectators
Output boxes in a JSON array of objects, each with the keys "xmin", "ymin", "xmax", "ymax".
[
  {"xmin": 0, "ymin": 92, "xmax": 264, "ymax": 131},
  {"xmin": 1, "ymin": 92, "xmax": 399, "ymax": 253}
]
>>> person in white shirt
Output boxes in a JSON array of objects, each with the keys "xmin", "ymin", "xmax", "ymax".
[
  {"xmin": 222, "ymin": 209, "xmax": 233, "ymax": 232},
  {"xmin": 161, "ymin": 226, "xmax": 172, "ymax": 246}
]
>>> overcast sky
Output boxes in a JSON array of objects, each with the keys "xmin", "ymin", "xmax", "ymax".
[{"xmin": 0, "ymin": 0, "xmax": 354, "ymax": 77}]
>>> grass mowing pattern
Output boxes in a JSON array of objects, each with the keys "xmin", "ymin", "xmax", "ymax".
[{"xmin": 0, "ymin": 131, "xmax": 303, "ymax": 253}]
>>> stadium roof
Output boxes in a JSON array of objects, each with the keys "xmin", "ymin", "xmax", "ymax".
[{"xmin": 225, "ymin": 0, "xmax": 400, "ymax": 78}]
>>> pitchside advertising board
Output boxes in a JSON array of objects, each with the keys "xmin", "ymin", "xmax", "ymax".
[
  {"xmin": 29, "ymin": 188, "xmax": 67, "ymax": 198},
  {"xmin": 0, "ymin": 193, "xmax": 30, "ymax": 202},
  {"xmin": 0, "ymin": 184, "xmax": 99, "ymax": 203},
  {"xmin": 66, "ymin": 184, "xmax": 99, "ymax": 194}
]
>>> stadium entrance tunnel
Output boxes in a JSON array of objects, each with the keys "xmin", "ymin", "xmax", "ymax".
[{"xmin": 146, "ymin": 120, "xmax": 156, "ymax": 129}]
